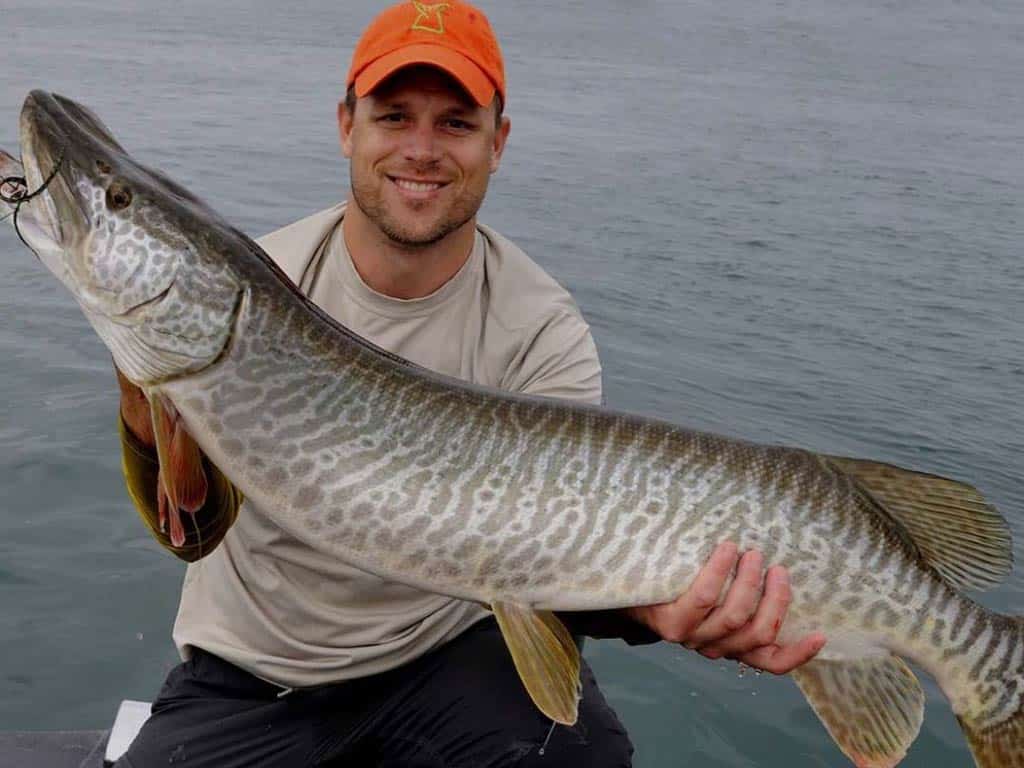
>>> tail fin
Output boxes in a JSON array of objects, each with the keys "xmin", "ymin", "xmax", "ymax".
[
  {"xmin": 954, "ymin": 616, "xmax": 1024, "ymax": 768},
  {"xmin": 824, "ymin": 456, "xmax": 1022, "ymax": 765},
  {"xmin": 959, "ymin": 711, "xmax": 1024, "ymax": 768}
]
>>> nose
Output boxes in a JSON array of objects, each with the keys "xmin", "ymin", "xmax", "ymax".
[{"xmin": 401, "ymin": 120, "xmax": 441, "ymax": 166}]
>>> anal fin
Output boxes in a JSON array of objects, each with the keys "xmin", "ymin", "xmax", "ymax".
[
  {"xmin": 792, "ymin": 655, "xmax": 924, "ymax": 768},
  {"xmin": 492, "ymin": 601, "xmax": 581, "ymax": 726}
]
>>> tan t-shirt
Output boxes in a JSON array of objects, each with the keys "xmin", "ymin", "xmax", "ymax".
[{"xmin": 172, "ymin": 203, "xmax": 603, "ymax": 688}]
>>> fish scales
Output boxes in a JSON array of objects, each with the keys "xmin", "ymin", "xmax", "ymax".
[{"xmin": 7, "ymin": 89, "xmax": 1024, "ymax": 766}]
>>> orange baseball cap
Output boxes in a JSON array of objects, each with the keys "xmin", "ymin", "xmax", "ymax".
[{"xmin": 346, "ymin": 1, "xmax": 505, "ymax": 108}]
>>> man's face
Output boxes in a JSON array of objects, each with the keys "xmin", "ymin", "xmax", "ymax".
[{"xmin": 338, "ymin": 66, "xmax": 510, "ymax": 249}]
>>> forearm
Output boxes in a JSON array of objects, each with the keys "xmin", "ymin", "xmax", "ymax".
[{"xmin": 119, "ymin": 412, "xmax": 242, "ymax": 562}]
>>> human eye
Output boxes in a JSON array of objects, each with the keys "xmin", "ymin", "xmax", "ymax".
[
  {"xmin": 443, "ymin": 117, "xmax": 476, "ymax": 133},
  {"xmin": 376, "ymin": 112, "xmax": 407, "ymax": 125}
]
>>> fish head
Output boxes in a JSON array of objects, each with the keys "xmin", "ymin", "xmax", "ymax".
[{"xmin": 9, "ymin": 90, "xmax": 243, "ymax": 386}]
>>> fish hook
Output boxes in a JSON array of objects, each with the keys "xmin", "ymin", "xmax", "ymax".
[{"xmin": 0, "ymin": 143, "xmax": 67, "ymax": 253}]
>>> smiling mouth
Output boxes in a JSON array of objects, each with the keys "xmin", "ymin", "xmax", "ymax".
[{"xmin": 388, "ymin": 175, "xmax": 448, "ymax": 194}]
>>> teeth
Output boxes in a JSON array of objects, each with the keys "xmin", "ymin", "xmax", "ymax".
[{"xmin": 394, "ymin": 178, "xmax": 441, "ymax": 193}]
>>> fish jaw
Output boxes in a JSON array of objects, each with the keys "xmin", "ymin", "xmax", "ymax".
[{"xmin": 17, "ymin": 93, "xmax": 92, "ymax": 263}]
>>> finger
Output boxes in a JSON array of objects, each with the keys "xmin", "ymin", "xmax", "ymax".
[
  {"xmin": 116, "ymin": 362, "xmax": 156, "ymax": 445},
  {"xmin": 697, "ymin": 565, "xmax": 791, "ymax": 658},
  {"xmin": 639, "ymin": 541, "xmax": 738, "ymax": 643},
  {"xmin": 734, "ymin": 632, "xmax": 827, "ymax": 675},
  {"xmin": 114, "ymin": 363, "xmax": 146, "ymax": 399},
  {"xmin": 685, "ymin": 549, "xmax": 764, "ymax": 647}
]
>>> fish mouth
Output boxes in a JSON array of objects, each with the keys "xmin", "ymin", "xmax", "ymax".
[{"xmin": 14, "ymin": 90, "xmax": 112, "ymax": 253}]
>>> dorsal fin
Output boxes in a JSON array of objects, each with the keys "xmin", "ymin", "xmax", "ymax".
[{"xmin": 825, "ymin": 455, "xmax": 1011, "ymax": 590}]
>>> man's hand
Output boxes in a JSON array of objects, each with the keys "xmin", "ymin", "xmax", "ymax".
[
  {"xmin": 116, "ymin": 366, "xmax": 155, "ymax": 448},
  {"xmin": 626, "ymin": 541, "xmax": 826, "ymax": 674}
]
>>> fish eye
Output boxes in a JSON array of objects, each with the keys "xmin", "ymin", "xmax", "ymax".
[
  {"xmin": 96, "ymin": 159, "xmax": 111, "ymax": 174},
  {"xmin": 106, "ymin": 182, "xmax": 132, "ymax": 211}
]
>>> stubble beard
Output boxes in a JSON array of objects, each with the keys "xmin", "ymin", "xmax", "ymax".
[{"xmin": 350, "ymin": 169, "xmax": 486, "ymax": 250}]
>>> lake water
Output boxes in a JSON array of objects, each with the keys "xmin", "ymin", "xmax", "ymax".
[{"xmin": 1, "ymin": 1, "xmax": 1022, "ymax": 765}]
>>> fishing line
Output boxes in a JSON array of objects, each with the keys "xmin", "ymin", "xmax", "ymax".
[
  {"xmin": 537, "ymin": 721, "xmax": 557, "ymax": 756},
  {"xmin": 0, "ymin": 143, "xmax": 67, "ymax": 252},
  {"xmin": 188, "ymin": 506, "xmax": 204, "ymax": 560}
]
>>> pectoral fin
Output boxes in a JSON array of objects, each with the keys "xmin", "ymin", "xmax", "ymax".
[
  {"xmin": 792, "ymin": 655, "xmax": 924, "ymax": 768},
  {"xmin": 168, "ymin": 412, "xmax": 208, "ymax": 513},
  {"xmin": 491, "ymin": 601, "xmax": 581, "ymax": 725},
  {"xmin": 149, "ymin": 393, "xmax": 207, "ymax": 548}
]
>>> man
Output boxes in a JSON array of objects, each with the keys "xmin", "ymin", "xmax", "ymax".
[{"xmin": 116, "ymin": 2, "xmax": 824, "ymax": 765}]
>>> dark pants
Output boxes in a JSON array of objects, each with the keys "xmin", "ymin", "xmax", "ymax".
[{"xmin": 117, "ymin": 619, "xmax": 634, "ymax": 767}]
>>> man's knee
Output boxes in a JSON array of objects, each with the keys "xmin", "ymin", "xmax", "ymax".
[{"xmin": 377, "ymin": 622, "xmax": 635, "ymax": 767}]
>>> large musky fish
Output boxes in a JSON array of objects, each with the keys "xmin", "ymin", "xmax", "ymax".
[{"xmin": 2, "ymin": 89, "xmax": 1021, "ymax": 767}]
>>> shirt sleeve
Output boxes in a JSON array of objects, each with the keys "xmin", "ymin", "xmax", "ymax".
[
  {"xmin": 501, "ymin": 310, "xmax": 604, "ymax": 406},
  {"xmin": 559, "ymin": 609, "xmax": 660, "ymax": 645},
  {"xmin": 119, "ymin": 414, "xmax": 242, "ymax": 563}
]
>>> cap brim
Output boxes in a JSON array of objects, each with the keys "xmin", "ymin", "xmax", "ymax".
[{"xmin": 353, "ymin": 44, "xmax": 496, "ymax": 107}]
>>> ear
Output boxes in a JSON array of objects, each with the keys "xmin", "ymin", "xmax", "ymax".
[
  {"xmin": 337, "ymin": 100, "xmax": 355, "ymax": 159},
  {"xmin": 490, "ymin": 115, "xmax": 511, "ymax": 174}
]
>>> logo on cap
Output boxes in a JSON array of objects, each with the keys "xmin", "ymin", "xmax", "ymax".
[{"xmin": 410, "ymin": 1, "xmax": 450, "ymax": 35}]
